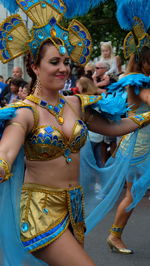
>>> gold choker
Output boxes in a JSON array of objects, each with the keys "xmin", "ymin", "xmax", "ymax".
[{"xmin": 26, "ymin": 94, "xmax": 66, "ymax": 125}]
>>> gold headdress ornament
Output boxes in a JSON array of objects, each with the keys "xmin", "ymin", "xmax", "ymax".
[
  {"xmin": 0, "ymin": 0, "xmax": 92, "ymax": 66},
  {"xmin": 123, "ymin": 16, "xmax": 150, "ymax": 59}
]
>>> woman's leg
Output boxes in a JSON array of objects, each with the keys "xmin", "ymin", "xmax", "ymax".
[
  {"xmin": 33, "ymin": 228, "xmax": 96, "ymax": 266},
  {"xmin": 107, "ymin": 182, "xmax": 134, "ymax": 251}
]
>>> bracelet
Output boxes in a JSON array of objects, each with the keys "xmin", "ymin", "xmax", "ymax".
[
  {"xmin": 129, "ymin": 111, "xmax": 150, "ymax": 128},
  {"xmin": 0, "ymin": 159, "xmax": 12, "ymax": 182}
]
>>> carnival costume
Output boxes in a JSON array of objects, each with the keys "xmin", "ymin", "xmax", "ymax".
[
  {"xmin": 80, "ymin": 0, "xmax": 150, "ymax": 235},
  {"xmin": 0, "ymin": 0, "xmax": 150, "ymax": 265}
]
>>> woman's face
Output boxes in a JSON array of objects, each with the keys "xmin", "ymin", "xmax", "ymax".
[
  {"xmin": 101, "ymin": 47, "xmax": 111, "ymax": 59},
  {"xmin": 33, "ymin": 45, "xmax": 71, "ymax": 91}
]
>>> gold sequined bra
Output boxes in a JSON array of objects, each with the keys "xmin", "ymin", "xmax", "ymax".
[
  {"xmin": 9, "ymin": 94, "xmax": 102, "ymax": 163},
  {"xmin": 24, "ymin": 119, "xmax": 88, "ymax": 163}
]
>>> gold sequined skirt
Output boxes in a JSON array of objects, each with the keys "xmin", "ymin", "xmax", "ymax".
[{"xmin": 20, "ymin": 183, "xmax": 86, "ymax": 252}]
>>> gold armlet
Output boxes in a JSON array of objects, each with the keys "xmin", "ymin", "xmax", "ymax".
[
  {"xmin": 129, "ymin": 111, "xmax": 150, "ymax": 128},
  {"xmin": 7, "ymin": 122, "xmax": 26, "ymax": 132},
  {"xmin": 0, "ymin": 159, "xmax": 13, "ymax": 183}
]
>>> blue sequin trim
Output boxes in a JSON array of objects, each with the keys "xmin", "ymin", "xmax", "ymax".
[{"xmin": 22, "ymin": 215, "xmax": 69, "ymax": 252}]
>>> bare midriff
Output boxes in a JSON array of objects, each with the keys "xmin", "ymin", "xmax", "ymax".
[{"xmin": 24, "ymin": 152, "xmax": 80, "ymax": 188}]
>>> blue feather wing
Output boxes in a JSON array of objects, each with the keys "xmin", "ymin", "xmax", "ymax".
[
  {"xmin": 92, "ymin": 90, "xmax": 128, "ymax": 121},
  {"xmin": 107, "ymin": 74, "xmax": 150, "ymax": 95}
]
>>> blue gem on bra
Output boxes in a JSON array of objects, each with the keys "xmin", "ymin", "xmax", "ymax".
[{"xmin": 45, "ymin": 126, "xmax": 54, "ymax": 134}]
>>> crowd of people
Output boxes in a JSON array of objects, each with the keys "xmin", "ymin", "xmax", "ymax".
[{"xmin": 0, "ymin": 0, "xmax": 150, "ymax": 265}]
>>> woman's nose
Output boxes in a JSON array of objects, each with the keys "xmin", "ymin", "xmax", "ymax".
[{"xmin": 59, "ymin": 62, "xmax": 67, "ymax": 71}]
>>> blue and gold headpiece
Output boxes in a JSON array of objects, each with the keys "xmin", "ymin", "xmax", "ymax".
[
  {"xmin": 115, "ymin": 0, "xmax": 150, "ymax": 59},
  {"xmin": 0, "ymin": 0, "xmax": 92, "ymax": 65},
  {"xmin": 123, "ymin": 17, "xmax": 150, "ymax": 59}
]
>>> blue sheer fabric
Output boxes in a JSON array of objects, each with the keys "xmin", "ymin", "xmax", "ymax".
[
  {"xmin": 80, "ymin": 132, "xmax": 138, "ymax": 233},
  {"xmin": 80, "ymin": 103, "xmax": 150, "ymax": 233},
  {"xmin": 0, "ymin": 148, "xmax": 47, "ymax": 265}
]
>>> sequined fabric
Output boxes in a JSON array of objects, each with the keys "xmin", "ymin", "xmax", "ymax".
[
  {"xmin": 20, "ymin": 183, "xmax": 85, "ymax": 252},
  {"xmin": 24, "ymin": 120, "xmax": 88, "ymax": 161}
]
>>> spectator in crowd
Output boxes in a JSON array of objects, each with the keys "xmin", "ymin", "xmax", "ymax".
[
  {"xmin": 76, "ymin": 76, "xmax": 97, "ymax": 95},
  {"xmin": 4, "ymin": 78, "xmax": 25, "ymax": 104},
  {"xmin": 12, "ymin": 66, "xmax": 23, "ymax": 79},
  {"xmin": 99, "ymin": 41, "xmax": 122, "ymax": 78},
  {"xmin": 18, "ymin": 83, "xmax": 30, "ymax": 100},
  {"xmin": 92, "ymin": 61, "xmax": 110, "ymax": 94},
  {"xmin": 84, "ymin": 62, "xmax": 95, "ymax": 80}
]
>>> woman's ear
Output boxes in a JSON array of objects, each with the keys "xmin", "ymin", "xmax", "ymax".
[{"xmin": 31, "ymin": 63, "xmax": 39, "ymax": 76}]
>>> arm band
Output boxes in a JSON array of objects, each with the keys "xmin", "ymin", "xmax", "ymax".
[
  {"xmin": 7, "ymin": 121, "xmax": 26, "ymax": 132},
  {"xmin": 129, "ymin": 111, "xmax": 150, "ymax": 128},
  {"xmin": 0, "ymin": 159, "xmax": 12, "ymax": 183}
]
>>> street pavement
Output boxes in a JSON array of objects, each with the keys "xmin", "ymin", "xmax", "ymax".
[{"xmin": 85, "ymin": 189, "xmax": 150, "ymax": 266}]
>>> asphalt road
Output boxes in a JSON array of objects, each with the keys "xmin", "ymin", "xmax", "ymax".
[{"xmin": 85, "ymin": 190, "xmax": 150, "ymax": 266}]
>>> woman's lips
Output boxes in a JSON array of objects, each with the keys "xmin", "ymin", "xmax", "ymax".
[{"xmin": 55, "ymin": 75, "xmax": 66, "ymax": 79}]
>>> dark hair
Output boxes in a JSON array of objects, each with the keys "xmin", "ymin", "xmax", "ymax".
[
  {"xmin": 5, "ymin": 77, "xmax": 12, "ymax": 84},
  {"xmin": 10, "ymin": 78, "xmax": 25, "ymax": 88},
  {"xmin": 126, "ymin": 46, "xmax": 150, "ymax": 74},
  {"xmin": 25, "ymin": 38, "xmax": 62, "ymax": 92},
  {"xmin": 137, "ymin": 46, "xmax": 150, "ymax": 71},
  {"xmin": 0, "ymin": 75, "xmax": 4, "ymax": 79}
]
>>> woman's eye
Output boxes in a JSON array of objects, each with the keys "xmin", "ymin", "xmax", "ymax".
[
  {"xmin": 64, "ymin": 60, "xmax": 70, "ymax": 65},
  {"xmin": 49, "ymin": 60, "xmax": 59, "ymax": 65}
]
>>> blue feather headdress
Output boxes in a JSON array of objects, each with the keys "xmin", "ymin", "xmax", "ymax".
[
  {"xmin": 0, "ymin": 0, "xmax": 107, "ymax": 17},
  {"xmin": 63, "ymin": 0, "xmax": 107, "ymax": 18},
  {"xmin": 115, "ymin": 0, "xmax": 150, "ymax": 59},
  {"xmin": 115, "ymin": 0, "xmax": 150, "ymax": 31}
]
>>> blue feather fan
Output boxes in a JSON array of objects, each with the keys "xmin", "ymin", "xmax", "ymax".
[
  {"xmin": 115, "ymin": 0, "xmax": 150, "ymax": 30},
  {"xmin": 0, "ymin": 0, "xmax": 107, "ymax": 16}
]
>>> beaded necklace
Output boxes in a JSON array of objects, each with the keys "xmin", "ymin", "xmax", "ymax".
[{"xmin": 26, "ymin": 94, "xmax": 66, "ymax": 125}]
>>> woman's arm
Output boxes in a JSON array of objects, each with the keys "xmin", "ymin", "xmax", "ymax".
[
  {"xmin": 85, "ymin": 108, "xmax": 149, "ymax": 137},
  {"xmin": 0, "ymin": 108, "xmax": 34, "ymax": 182},
  {"xmin": 139, "ymin": 89, "xmax": 150, "ymax": 106}
]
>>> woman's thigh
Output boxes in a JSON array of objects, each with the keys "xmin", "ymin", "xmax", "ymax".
[{"xmin": 33, "ymin": 229, "xmax": 96, "ymax": 266}]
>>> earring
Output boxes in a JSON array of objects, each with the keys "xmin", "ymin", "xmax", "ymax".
[{"xmin": 35, "ymin": 77, "xmax": 41, "ymax": 96}]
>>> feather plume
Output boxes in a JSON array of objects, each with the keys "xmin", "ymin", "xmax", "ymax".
[
  {"xmin": 0, "ymin": 0, "xmax": 19, "ymax": 13},
  {"xmin": 107, "ymin": 73, "xmax": 150, "ymax": 95},
  {"xmin": 0, "ymin": 0, "xmax": 107, "ymax": 17},
  {"xmin": 63, "ymin": 0, "xmax": 107, "ymax": 18},
  {"xmin": 115, "ymin": 0, "xmax": 150, "ymax": 31}
]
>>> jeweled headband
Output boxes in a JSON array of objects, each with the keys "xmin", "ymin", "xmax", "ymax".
[{"xmin": 0, "ymin": 0, "xmax": 92, "ymax": 66}]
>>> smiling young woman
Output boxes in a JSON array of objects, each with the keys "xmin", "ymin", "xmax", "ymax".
[{"xmin": 0, "ymin": 1, "xmax": 150, "ymax": 265}]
